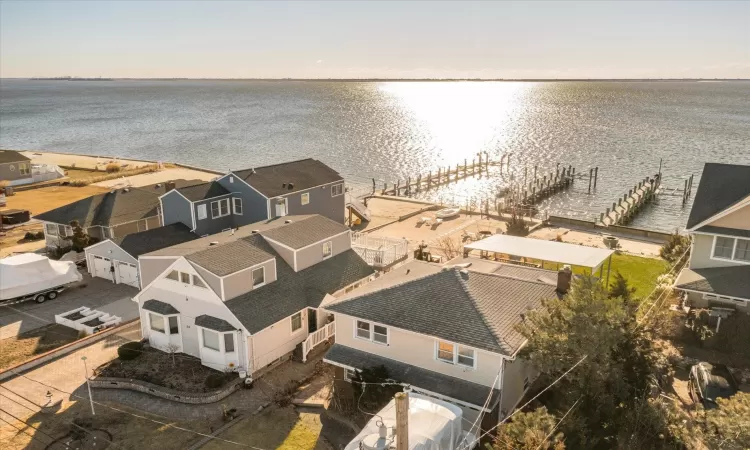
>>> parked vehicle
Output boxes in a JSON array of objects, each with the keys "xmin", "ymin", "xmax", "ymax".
[
  {"xmin": 688, "ymin": 362, "xmax": 739, "ymax": 409},
  {"xmin": 0, "ymin": 253, "xmax": 82, "ymax": 304}
]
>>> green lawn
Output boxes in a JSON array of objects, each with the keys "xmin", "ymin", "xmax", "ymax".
[
  {"xmin": 607, "ymin": 253, "xmax": 669, "ymax": 298},
  {"xmin": 540, "ymin": 253, "xmax": 669, "ymax": 299}
]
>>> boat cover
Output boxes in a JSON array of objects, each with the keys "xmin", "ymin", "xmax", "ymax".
[
  {"xmin": 346, "ymin": 392, "xmax": 465, "ymax": 450},
  {"xmin": 0, "ymin": 254, "xmax": 82, "ymax": 300}
]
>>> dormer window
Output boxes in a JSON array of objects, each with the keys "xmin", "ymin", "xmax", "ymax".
[{"xmin": 166, "ymin": 270, "xmax": 207, "ymax": 289}]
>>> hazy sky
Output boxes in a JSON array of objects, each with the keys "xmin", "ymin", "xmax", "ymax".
[{"xmin": 1, "ymin": 0, "xmax": 748, "ymax": 79}]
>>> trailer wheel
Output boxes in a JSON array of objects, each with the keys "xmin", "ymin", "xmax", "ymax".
[
  {"xmin": 46, "ymin": 291, "xmax": 58, "ymax": 300},
  {"xmin": 34, "ymin": 294, "xmax": 47, "ymax": 304}
]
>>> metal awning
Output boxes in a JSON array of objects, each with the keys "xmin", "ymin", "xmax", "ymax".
[{"xmin": 463, "ymin": 234, "xmax": 614, "ymax": 270}]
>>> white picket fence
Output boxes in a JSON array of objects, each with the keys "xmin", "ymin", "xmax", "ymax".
[
  {"xmin": 351, "ymin": 233, "xmax": 409, "ymax": 268},
  {"xmin": 301, "ymin": 322, "xmax": 335, "ymax": 363}
]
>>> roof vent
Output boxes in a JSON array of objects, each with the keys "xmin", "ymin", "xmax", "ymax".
[
  {"xmin": 459, "ymin": 269, "xmax": 470, "ymax": 279},
  {"xmin": 251, "ymin": 230, "xmax": 259, "ymax": 234},
  {"xmin": 282, "ymin": 183, "xmax": 287, "ymax": 188},
  {"xmin": 209, "ymin": 241, "xmax": 219, "ymax": 246},
  {"xmin": 287, "ymin": 183, "xmax": 294, "ymax": 190},
  {"xmin": 155, "ymin": 183, "xmax": 162, "ymax": 188},
  {"xmin": 251, "ymin": 168, "xmax": 256, "ymax": 174},
  {"xmin": 284, "ymin": 219, "xmax": 293, "ymax": 224},
  {"xmin": 123, "ymin": 188, "xmax": 130, "ymax": 193},
  {"xmin": 109, "ymin": 190, "xmax": 115, "ymax": 194}
]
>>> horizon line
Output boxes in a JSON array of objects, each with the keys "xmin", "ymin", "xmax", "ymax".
[{"xmin": 4, "ymin": 77, "xmax": 750, "ymax": 82}]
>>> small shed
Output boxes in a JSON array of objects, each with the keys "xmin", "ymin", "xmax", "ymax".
[{"xmin": 463, "ymin": 234, "xmax": 614, "ymax": 284}]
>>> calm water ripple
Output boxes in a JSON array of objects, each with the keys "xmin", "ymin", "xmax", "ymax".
[{"xmin": 1, "ymin": 79, "xmax": 749, "ymax": 231}]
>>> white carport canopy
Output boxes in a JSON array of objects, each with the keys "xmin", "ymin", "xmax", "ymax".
[{"xmin": 464, "ymin": 234, "xmax": 614, "ymax": 278}]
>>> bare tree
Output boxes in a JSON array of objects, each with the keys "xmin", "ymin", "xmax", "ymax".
[
  {"xmin": 165, "ymin": 343, "xmax": 180, "ymax": 367},
  {"xmin": 436, "ymin": 236, "xmax": 462, "ymax": 260}
]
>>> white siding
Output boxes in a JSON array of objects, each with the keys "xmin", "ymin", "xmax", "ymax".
[
  {"xmin": 249, "ymin": 309, "xmax": 309, "ymax": 374},
  {"xmin": 332, "ymin": 313, "xmax": 505, "ymax": 388},
  {"xmin": 137, "ymin": 258, "xmax": 248, "ymax": 371}
]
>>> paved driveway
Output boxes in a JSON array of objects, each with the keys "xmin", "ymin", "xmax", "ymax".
[{"xmin": 0, "ymin": 273, "xmax": 139, "ymax": 339}]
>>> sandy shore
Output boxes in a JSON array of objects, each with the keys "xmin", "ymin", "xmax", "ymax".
[
  {"xmin": 93, "ymin": 167, "xmax": 218, "ymax": 188},
  {"xmin": 21, "ymin": 150, "xmax": 156, "ymax": 170}
]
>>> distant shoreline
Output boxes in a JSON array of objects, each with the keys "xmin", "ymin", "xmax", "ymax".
[{"xmin": 4, "ymin": 77, "xmax": 749, "ymax": 82}]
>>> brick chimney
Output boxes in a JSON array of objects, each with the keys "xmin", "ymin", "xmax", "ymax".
[{"xmin": 557, "ymin": 265, "xmax": 572, "ymax": 295}]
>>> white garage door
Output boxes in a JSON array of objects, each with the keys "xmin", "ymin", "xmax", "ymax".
[
  {"xmin": 117, "ymin": 261, "xmax": 139, "ymax": 288},
  {"xmin": 92, "ymin": 256, "xmax": 113, "ymax": 281}
]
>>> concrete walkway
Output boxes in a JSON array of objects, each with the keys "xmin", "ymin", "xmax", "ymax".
[{"xmin": 0, "ymin": 323, "xmax": 140, "ymax": 421}]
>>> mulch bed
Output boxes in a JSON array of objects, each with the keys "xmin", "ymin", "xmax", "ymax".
[{"xmin": 94, "ymin": 346, "xmax": 234, "ymax": 392}]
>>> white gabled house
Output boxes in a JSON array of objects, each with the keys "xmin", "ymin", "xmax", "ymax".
[
  {"xmin": 132, "ymin": 214, "xmax": 375, "ymax": 375},
  {"xmin": 675, "ymin": 162, "xmax": 750, "ymax": 314},
  {"xmin": 321, "ymin": 257, "xmax": 570, "ymax": 434}
]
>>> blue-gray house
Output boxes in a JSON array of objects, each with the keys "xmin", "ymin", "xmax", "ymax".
[{"xmin": 159, "ymin": 158, "xmax": 346, "ymax": 236}]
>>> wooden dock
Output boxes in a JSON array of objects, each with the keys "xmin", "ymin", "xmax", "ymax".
[
  {"xmin": 497, "ymin": 164, "xmax": 579, "ymax": 214},
  {"xmin": 379, "ymin": 153, "xmax": 494, "ymax": 197},
  {"xmin": 597, "ymin": 174, "xmax": 661, "ymax": 226}
]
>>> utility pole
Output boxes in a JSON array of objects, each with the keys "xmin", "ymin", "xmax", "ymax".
[
  {"xmin": 395, "ymin": 391, "xmax": 409, "ymax": 450},
  {"xmin": 81, "ymin": 356, "xmax": 95, "ymax": 415}
]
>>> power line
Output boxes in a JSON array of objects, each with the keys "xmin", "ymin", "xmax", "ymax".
[
  {"xmin": 458, "ymin": 355, "xmax": 588, "ymax": 450},
  {"xmin": 0, "ymin": 389, "xmax": 120, "ymax": 449},
  {"xmin": 0, "ymin": 406, "xmax": 71, "ymax": 449},
  {"xmin": 534, "ymin": 398, "xmax": 580, "ymax": 450},
  {"xmin": 456, "ymin": 369, "xmax": 502, "ymax": 450},
  {"xmin": 6, "ymin": 369, "xmax": 270, "ymax": 450},
  {"xmin": 0, "ymin": 415, "xmax": 56, "ymax": 448}
]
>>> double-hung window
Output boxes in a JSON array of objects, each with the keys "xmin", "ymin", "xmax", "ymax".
[
  {"xmin": 713, "ymin": 237, "xmax": 735, "ymax": 259},
  {"xmin": 356, "ymin": 320, "xmax": 370, "ymax": 340},
  {"xmin": 322, "ymin": 241, "xmax": 332, "ymax": 258},
  {"xmin": 713, "ymin": 236, "xmax": 750, "ymax": 263},
  {"xmin": 735, "ymin": 239, "xmax": 750, "ymax": 262},
  {"xmin": 301, "ymin": 193, "xmax": 310, "ymax": 205},
  {"xmin": 355, "ymin": 320, "xmax": 388, "ymax": 345},
  {"xmin": 331, "ymin": 183, "xmax": 344, "ymax": 197},
  {"xmin": 291, "ymin": 312, "xmax": 303, "ymax": 332},
  {"xmin": 211, "ymin": 198, "xmax": 230, "ymax": 218},
  {"xmin": 436, "ymin": 340, "xmax": 476, "ymax": 368},
  {"xmin": 233, "ymin": 198, "xmax": 243, "ymax": 215},
  {"xmin": 224, "ymin": 334, "xmax": 235, "ymax": 353},
  {"xmin": 19, "ymin": 163, "xmax": 30, "ymax": 176}
]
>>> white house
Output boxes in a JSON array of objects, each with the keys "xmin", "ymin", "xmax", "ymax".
[
  {"xmin": 675, "ymin": 162, "xmax": 750, "ymax": 314},
  {"xmin": 322, "ymin": 258, "xmax": 567, "ymax": 433},
  {"xmin": 133, "ymin": 214, "xmax": 375, "ymax": 374}
]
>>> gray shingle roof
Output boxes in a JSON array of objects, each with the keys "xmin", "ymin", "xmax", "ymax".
[
  {"xmin": 260, "ymin": 215, "xmax": 349, "ymax": 250},
  {"xmin": 113, "ymin": 223, "xmax": 198, "ymax": 258},
  {"xmin": 675, "ymin": 266, "xmax": 750, "ymax": 300},
  {"xmin": 176, "ymin": 181, "xmax": 229, "ymax": 201},
  {"xmin": 195, "ymin": 315, "xmax": 236, "ymax": 332},
  {"xmin": 34, "ymin": 179, "xmax": 204, "ymax": 228},
  {"xmin": 142, "ymin": 299, "xmax": 180, "ymax": 315},
  {"xmin": 225, "ymin": 249, "xmax": 374, "ymax": 334},
  {"xmin": 326, "ymin": 267, "xmax": 557, "ymax": 355},
  {"xmin": 325, "ymin": 344, "xmax": 501, "ymax": 408},
  {"xmin": 185, "ymin": 234, "xmax": 276, "ymax": 277},
  {"xmin": 143, "ymin": 215, "xmax": 312, "ymax": 257},
  {"xmin": 0, "ymin": 150, "xmax": 31, "ymax": 164},
  {"xmin": 687, "ymin": 163, "xmax": 750, "ymax": 229},
  {"xmin": 693, "ymin": 225, "xmax": 750, "ymax": 238},
  {"xmin": 233, "ymin": 158, "xmax": 342, "ymax": 198}
]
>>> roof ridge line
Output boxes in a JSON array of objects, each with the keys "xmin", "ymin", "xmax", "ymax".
[
  {"xmin": 232, "ymin": 158, "xmax": 316, "ymax": 173},
  {"xmin": 325, "ymin": 265, "xmax": 446, "ymax": 308},
  {"xmin": 451, "ymin": 268, "xmax": 514, "ymax": 354},
  {"xmin": 466, "ymin": 269, "xmax": 557, "ymax": 287}
]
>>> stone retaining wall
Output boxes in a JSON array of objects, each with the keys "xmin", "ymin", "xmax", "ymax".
[
  {"xmin": 548, "ymin": 215, "xmax": 673, "ymax": 243},
  {"xmin": 90, "ymin": 376, "xmax": 244, "ymax": 404}
]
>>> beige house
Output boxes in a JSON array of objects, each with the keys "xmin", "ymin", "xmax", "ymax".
[
  {"xmin": 322, "ymin": 258, "xmax": 567, "ymax": 434},
  {"xmin": 132, "ymin": 215, "xmax": 374, "ymax": 375},
  {"xmin": 675, "ymin": 163, "xmax": 750, "ymax": 314}
]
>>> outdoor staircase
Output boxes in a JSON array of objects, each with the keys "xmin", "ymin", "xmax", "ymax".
[
  {"xmin": 301, "ymin": 322, "xmax": 335, "ymax": 363},
  {"xmin": 346, "ymin": 192, "xmax": 371, "ymax": 222}
]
